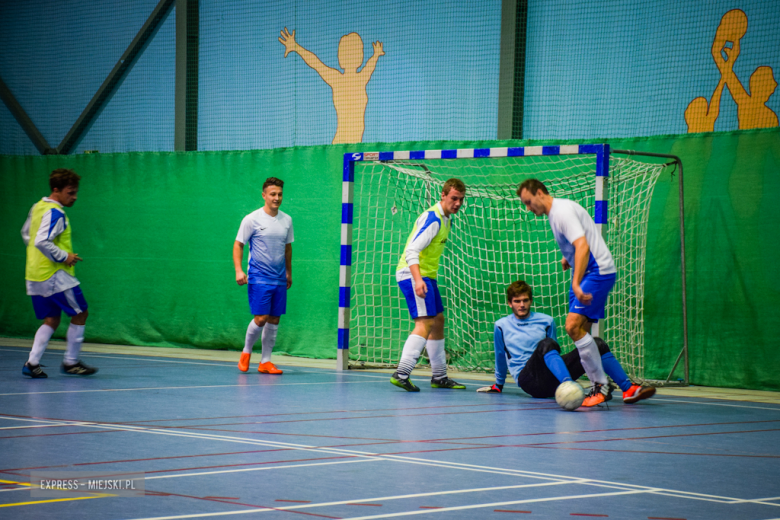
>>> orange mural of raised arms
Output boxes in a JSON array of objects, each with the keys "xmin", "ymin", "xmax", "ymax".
[
  {"xmin": 686, "ymin": 10, "xmax": 745, "ymax": 133},
  {"xmin": 715, "ymin": 10, "xmax": 778, "ymax": 130},
  {"xmin": 279, "ymin": 28, "xmax": 384, "ymax": 144}
]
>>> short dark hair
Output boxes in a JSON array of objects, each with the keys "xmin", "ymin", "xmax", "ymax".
[
  {"xmin": 49, "ymin": 168, "xmax": 81, "ymax": 191},
  {"xmin": 516, "ymin": 179, "xmax": 548, "ymax": 197},
  {"xmin": 442, "ymin": 178, "xmax": 466, "ymax": 196},
  {"xmin": 507, "ymin": 280, "xmax": 533, "ymax": 302},
  {"xmin": 263, "ymin": 177, "xmax": 284, "ymax": 191}
]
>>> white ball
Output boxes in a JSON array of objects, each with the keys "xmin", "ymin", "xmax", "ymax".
[{"xmin": 555, "ymin": 381, "xmax": 585, "ymax": 411}]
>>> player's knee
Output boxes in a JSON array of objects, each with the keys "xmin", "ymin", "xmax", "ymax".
[
  {"xmin": 44, "ymin": 316, "xmax": 61, "ymax": 329},
  {"xmin": 267, "ymin": 316, "xmax": 280, "ymax": 325},
  {"xmin": 537, "ymin": 338, "xmax": 561, "ymax": 356},
  {"xmin": 564, "ymin": 320, "xmax": 580, "ymax": 339},
  {"xmin": 71, "ymin": 309, "xmax": 88, "ymax": 325},
  {"xmin": 594, "ymin": 337, "xmax": 611, "ymax": 355},
  {"xmin": 254, "ymin": 315, "xmax": 269, "ymax": 327}
]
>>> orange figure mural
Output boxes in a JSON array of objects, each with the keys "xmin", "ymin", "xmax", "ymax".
[
  {"xmin": 687, "ymin": 9, "xmax": 778, "ymax": 133},
  {"xmin": 279, "ymin": 28, "xmax": 384, "ymax": 144}
]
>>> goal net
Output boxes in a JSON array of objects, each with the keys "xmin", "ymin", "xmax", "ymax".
[{"xmin": 343, "ymin": 147, "xmax": 667, "ymax": 382}]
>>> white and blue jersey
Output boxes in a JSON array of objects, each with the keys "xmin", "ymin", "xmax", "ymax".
[
  {"xmin": 236, "ymin": 208, "xmax": 294, "ymax": 286},
  {"xmin": 493, "ymin": 312, "xmax": 557, "ymax": 386},
  {"xmin": 547, "ymin": 198, "xmax": 615, "ymax": 276}
]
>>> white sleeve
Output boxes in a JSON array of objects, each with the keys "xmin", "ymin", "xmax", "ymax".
[
  {"xmin": 21, "ymin": 208, "xmax": 32, "ymax": 246},
  {"xmin": 34, "ymin": 208, "xmax": 68, "ymax": 263},
  {"xmin": 558, "ymin": 205, "xmax": 585, "ymax": 244},
  {"xmin": 404, "ymin": 213, "xmax": 441, "ymax": 267},
  {"xmin": 235, "ymin": 216, "xmax": 252, "ymax": 244},
  {"xmin": 286, "ymin": 219, "xmax": 294, "ymax": 244}
]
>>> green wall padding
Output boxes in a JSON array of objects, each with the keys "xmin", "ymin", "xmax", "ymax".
[{"xmin": 1, "ymin": 128, "xmax": 778, "ymax": 390}]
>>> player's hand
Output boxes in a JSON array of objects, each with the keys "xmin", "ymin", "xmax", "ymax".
[
  {"xmin": 561, "ymin": 257, "xmax": 571, "ymax": 271},
  {"xmin": 236, "ymin": 271, "xmax": 248, "ymax": 286},
  {"xmin": 279, "ymin": 27, "xmax": 298, "ymax": 57},
  {"xmin": 573, "ymin": 286, "xmax": 593, "ymax": 305},
  {"xmin": 414, "ymin": 279, "xmax": 428, "ymax": 298},
  {"xmin": 373, "ymin": 41, "xmax": 385, "ymax": 57},
  {"xmin": 286, "ymin": 273, "xmax": 293, "ymax": 289},
  {"xmin": 477, "ymin": 384, "xmax": 503, "ymax": 393},
  {"xmin": 64, "ymin": 253, "xmax": 83, "ymax": 267}
]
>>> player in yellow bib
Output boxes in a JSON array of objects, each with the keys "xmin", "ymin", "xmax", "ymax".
[
  {"xmin": 20, "ymin": 169, "xmax": 97, "ymax": 378},
  {"xmin": 391, "ymin": 178, "xmax": 467, "ymax": 391}
]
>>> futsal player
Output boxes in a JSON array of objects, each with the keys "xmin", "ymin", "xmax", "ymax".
[
  {"xmin": 517, "ymin": 178, "xmax": 635, "ymax": 406},
  {"xmin": 391, "ymin": 178, "xmax": 467, "ymax": 391},
  {"xmin": 21, "ymin": 168, "xmax": 97, "ymax": 378},
  {"xmin": 233, "ymin": 177, "xmax": 294, "ymax": 374},
  {"xmin": 477, "ymin": 281, "xmax": 655, "ymax": 406}
]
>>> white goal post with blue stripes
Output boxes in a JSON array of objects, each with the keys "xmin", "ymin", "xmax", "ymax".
[{"xmin": 337, "ymin": 144, "xmax": 688, "ymax": 386}]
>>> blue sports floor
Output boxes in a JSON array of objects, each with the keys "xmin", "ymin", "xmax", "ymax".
[{"xmin": 1, "ymin": 344, "xmax": 779, "ymax": 520}]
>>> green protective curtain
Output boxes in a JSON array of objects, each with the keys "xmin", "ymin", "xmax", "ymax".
[{"xmin": 1, "ymin": 128, "xmax": 778, "ymax": 390}]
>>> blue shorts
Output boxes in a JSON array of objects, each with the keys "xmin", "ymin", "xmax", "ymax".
[
  {"xmin": 31, "ymin": 286, "xmax": 88, "ymax": 320},
  {"xmin": 568, "ymin": 272, "xmax": 616, "ymax": 323},
  {"xmin": 248, "ymin": 283, "xmax": 287, "ymax": 317},
  {"xmin": 398, "ymin": 277, "xmax": 444, "ymax": 319}
]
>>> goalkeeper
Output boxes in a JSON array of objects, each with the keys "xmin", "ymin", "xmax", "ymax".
[
  {"xmin": 478, "ymin": 281, "xmax": 655, "ymax": 406},
  {"xmin": 390, "ymin": 178, "xmax": 467, "ymax": 392}
]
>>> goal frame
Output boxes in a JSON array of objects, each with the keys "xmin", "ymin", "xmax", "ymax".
[{"xmin": 337, "ymin": 144, "xmax": 689, "ymax": 386}]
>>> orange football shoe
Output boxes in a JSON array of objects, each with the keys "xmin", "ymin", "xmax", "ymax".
[
  {"xmin": 581, "ymin": 383, "xmax": 613, "ymax": 407},
  {"xmin": 622, "ymin": 384, "xmax": 656, "ymax": 404},
  {"xmin": 238, "ymin": 352, "xmax": 251, "ymax": 372},
  {"xmin": 258, "ymin": 361, "xmax": 283, "ymax": 374}
]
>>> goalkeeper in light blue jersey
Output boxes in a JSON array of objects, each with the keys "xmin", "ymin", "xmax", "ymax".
[
  {"xmin": 390, "ymin": 178, "xmax": 467, "ymax": 392},
  {"xmin": 477, "ymin": 281, "xmax": 655, "ymax": 407}
]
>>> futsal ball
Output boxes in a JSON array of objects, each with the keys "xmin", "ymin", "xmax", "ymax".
[{"xmin": 555, "ymin": 381, "xmax": 585, "ymax": 411}]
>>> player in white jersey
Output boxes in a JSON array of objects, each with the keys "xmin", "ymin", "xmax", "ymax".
[
  {"xmin": 391, "ymin": 178, "xmax": 467, "ymax": 392},
  {"xmin": 518, "ymin": 178, "xmax": 630, "ymax": 406},
  {"xmin": 20, "ymin": 168, "xmax": 98, "ymax": 378},
  {"xmin": 233, "ymin": 177, "xmax": 294, "ymax": 374},
  {"xmin": 477, "ymin": 281, "xmax": 655, "ymax": 407}
]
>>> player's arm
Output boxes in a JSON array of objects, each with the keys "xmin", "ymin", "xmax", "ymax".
[
  {"xmin": 478, "ymin": 324, "xmax": 506, "ymax": 393},
  {"xmin": 233, "ymin": 241, "xmax": 247, "ymax": 285},
  {"xmin": 360, "ymin": 41, "xmax": 384, "ymax": 82},
  {"xmin": 34, "ymin": 208, "xmax": 81, "ymax": 266},
  {"xmin": 279, "ymin": 28, "xmax": 339, "ymax": 85},
  {"xmin": 405, "ymin": 214, "xmax": 440, "ymax": 298},
  {"xmin": 21, "ymin": 209, "xmax": 32, "ymax": 246},
  {"xmin": 571, "ymin": 236, "xmax": 592, "ymax": 305},
  {"xmin": 285, "ymin": 243, "xmax": 292, "ymax": 289}
]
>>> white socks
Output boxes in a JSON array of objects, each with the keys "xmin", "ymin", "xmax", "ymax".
[
  {"xmin": 396, "ymin": 334, "xmax": 427, "ymax": 378},
  {"xmin": 426, "ymin": 339, "xmax": 447, "ymax": 380},
  {"xmin": 260, "ymin": 323, "xmax": 279, "ymax": 363},
  {"xmin": 64, "ymin": 324, "xmax": 85, "ymax": 365},
  {"xmin": 244, "ymin": 320, "xmax": 263, "ymax": 354},
  {"xmin": 574, "ymin": 333, "xmax": 607, "ymax": 385},
  {"xmin": 28, "ymin": 324, "xmax": 55, "ymax": 365}
]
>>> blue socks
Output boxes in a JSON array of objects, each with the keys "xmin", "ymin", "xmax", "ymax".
[
  {"xmin": 600, "ymin": 352, "xmax": 632, "ymax": 391},
  {"xmin": 543, "ymin": 351, "xmax": 573, "ymax": 383}
]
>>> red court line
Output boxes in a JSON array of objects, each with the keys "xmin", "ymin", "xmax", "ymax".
[
  {"xmin": 144, "ymin": 489, "xmax": 341, "ymax": 519},
  {"xmin": 204, "ymin": 496, "xmax": 240, "ymax": 500},
  {"xmin": 118, "ymin": 402, "xmax": 523, "ymax": 424},
  {"xmin": 528, "ymin": 446, "xmax": 780, "ymax": 458},
  {"xmin": 0, "ymin": 448, "xmax": 292, "ymax": 473},
  {"xmin": 0, "ymin": 429, "xmax": 120, "ymax": 440},
  {"xmin": 419, "ymin": 506, "xmax": 443, "ymax": 509},
  {"xmin": 137, "ymin": 454, "xmax": 359, "ymax": 476}
]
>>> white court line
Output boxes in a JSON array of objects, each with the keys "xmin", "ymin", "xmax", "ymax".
[
  {"xmin": 655, "ymin": 398, "xmax": 780, "ymax": 412},
  {"xmin": 145, "ymin": 458, "xmax": 380, "ymax": 480},
  {"xmin": 2, "ymin": 416, "xmax": 775, "ymax": 509},
  {"xmin": 0, "ymin": 423, "xmax": 73, "ymax": 430},
  {"xmin": 0, "ymin": 487, "xmax": 29, "ymax": 493},
  {"xmin": 0, "ymin": 380, "xmax": 381, "ymax": 397},
  {"xmin": 129, "ymin": 489, "xmax": 648, "ymax": 520}
]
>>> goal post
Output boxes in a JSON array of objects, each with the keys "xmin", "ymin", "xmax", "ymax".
[{"xmin": 337, "ymin": 144, "xmax": 688, "ymax": 386}]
